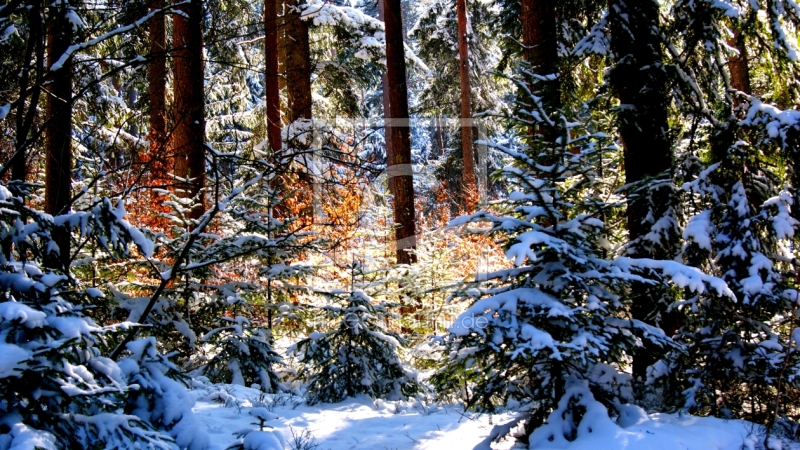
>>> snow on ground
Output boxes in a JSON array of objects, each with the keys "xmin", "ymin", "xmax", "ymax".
[
  {"xmin": 191, "ymin": 383, "xmax": 520, "ymax": 450},
  {"xmin": 533, "ymin": 412, "xmax": 795, "ymax": 450},
  {"xmin": 190, "ymin": 383, "xmax": 800, "ymax": 450}
]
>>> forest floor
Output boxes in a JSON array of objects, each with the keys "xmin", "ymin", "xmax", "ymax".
[
  {"xmin": 191, "ymin": 382, "xmax": 519, "ymax": 450},
  {"xmin": 189, "ymin": 382, "xmax": 800, "ymax": 450}
]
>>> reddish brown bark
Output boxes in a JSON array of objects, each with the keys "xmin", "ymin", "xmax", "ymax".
[
  {"xmin": 378, "ymin": 0, "xmax": 394, "ymax": 197},
  {"xmin": 521, "ymin": 0, "xmax": 558, "ymax": 108},
  {"xmin": 384, "ymin": 0, "xmax": 417, "ymax": 265},
  {"xmin": 278, "ymin": 0, "xmax": 287, "ymax": 95},
  {"xmin": 173, "ymin": 0, "xmax": 206, "ymax": 220},
  {"xmin": 282, "ymin": 0, "xmax": 314, "ymax": 224},
  {"xmin": 727, "ymin": 25, "xmax": 752, "ymax": 107},
  {"xmin": 521, "ymin": 0, "xmax": 557, "ymax": 71},
  {"xmin": 148, "ymin": 0, "xmax": 167, "ymax": 177},
  {"xmin": 44, "ymin": 0, "xmax": 74, "ymax": 270},
  {"xmin": 265, "ymin": 0, "xmax": 282, "ymax": 153},
  {"xmin": 381, "ymin": 72, "xmax": 395, "ymax": 195},
  {"xmin": 285, "ymin": 0, "xmax": 312, "ymax": 126},
  {"xmin": 135, "ymin": 0, "xmax": 171, "ymax": 230},
  {"xmin": 456, "ymin": 0, "xmax": 477, "ymax": 211}
]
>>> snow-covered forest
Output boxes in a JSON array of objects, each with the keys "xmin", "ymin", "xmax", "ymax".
[{"xmin": 1, "ymin": 0, "xmax": 800, "ymax": 448}]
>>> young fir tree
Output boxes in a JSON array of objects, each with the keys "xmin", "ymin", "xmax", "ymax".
[
  {"xmin": 635, "ymin": 0, "xmax": 800, "ymax": 426},
  {"xmin": 0, "ymin": 183, "xmax": 207, "ymax": 449},
  {"xmin": 290, "ymin": 265, "xmax": 420, "ymax": 404},
  {"xmin": 199, "ymin": 295, "xmax": 283, "ymax": 392},
  {"xmin": 110, "ymin": 157, "xmax": 312, "ymax": 392},
  {"xmin": 430, "ymin": 74, "xmax": 732, "ymax": 436},
  {"xmin": 668, "ymin": 152, "xmax": 799, "ymax": 421},
  {"xmin": 226, "ymin": 408, "xmax": 284, "ymax": 450},
  {"xmin": 121, "ymin": 337, "xmax": 210, "ymax": 450}
]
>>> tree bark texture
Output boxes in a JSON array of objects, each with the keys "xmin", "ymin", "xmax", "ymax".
[
  {"xmin": 608, "ymin": 0, "xmax": 673, "ymax": 379},
  {"xmin": 265, "ymin": 0, "xmax": 282, "ymax": 154},
  {"xmin": 148, "ymin": 0, "xmax": 168, "ymax": 182},
  {"xmin": 44, "ymin": 0, "xmax": 74, "ymax": 270},
  {"xmin": 384, "ymin": 0, "xmax": 417, "ymax": 265},
  {"xmin": 173, "ymin": 0, "xmax": 206, "ymax": 220},
  {"xmin": 727, "ymin": 25, "xmax": 751, "ymax": 108},
  {"xmin": 10, "ymin": 2, "xmax": 44, "ymax": 182},
  {"xmin": 378, "ymin": 0, "xmax": 394, "ymax": 197},
  {"xmin": 278, "ymin": 0, "xmax": 287, "ymax": 94},
  {"xmin": 520, "ymin": 0, "xmax": 558, "ymax": 107},
  {"xmin": 712, "ymin": 24, "xmax": 752, "ymax": 164},
  {"xmin": 283, "ymin": 0, "xmax": 314, "ymax": 224},
  {"xmin": 457, "ymin": 0, "xmax": 477, "ymax": 211},
  {"xmin": 285, "ymin": 0, "xmax": 312, "ymax": 126},
  {"xmin": 608, "ymin": 0, "xmax": 672, "ymax": 244}
]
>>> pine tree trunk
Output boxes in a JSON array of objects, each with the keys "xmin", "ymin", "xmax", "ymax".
[
  {"xmin": 381, "ymin": 73, "xmax": 395, "ymax": 195},
  {"xmin": 457, "ymin": 0, "xmax": 477, "ymax": 211},
  {"xmin": 265, "ymin": 0, "xmax": 282, "ymax": 153},
  {"xmin": 148, "ymin": 0, "xmax": 167, "ymax": 181},
  {"xmin": 285, "ymin": 0, "xmax": 312, "ymax": 126},
  {"xmin": 173, "ymin": 0, "xmax": 206, "ymax": 220},
  {"xmin": 608, "ymin": 0, "xmax": 673, "ymax": 379},
  {"xmin": 609, "ymin": 0, "xmax": 672, "ymax": 248},
  {"xmin": 1, "ymin": 2, "xmax": 42, "ymax": 260},
  {"xmin": 278, "ymin": 0, "xmax": 287, "ymax": 95},
  {"xmin": 384, "ymin": 0, "xmax": 417, "ymax": 265},
  {"xmin": 712, "ymin": 24, "xmax": 752, "ymax": 164},
  {"xmin": 284, "ymin": 0, "xmax": 314, "ymax": 223},
  {"xmin": 521, "ymin": 0, "xmax": 558, "ymax": 107},
  {"xmin": 378, "ymin": 0, "xmax": 394, "ymax": 197},
  {"xmin": 44, "ymin": 0, "xmax": 73, "ymax": 270},
  {"xmin": 265, "ymin": 0, "xmax": 290, "ymax": 221},
  {"xmin": 10, "ymin": 2, "xmax": 43, "ymax": 183},
  {"xmin": 727, "ymin": 25, "xmax": 751, "ymax": 107}
]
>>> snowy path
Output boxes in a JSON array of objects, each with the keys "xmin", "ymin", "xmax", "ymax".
[{"xmin": 191, "ymin": 384, "xmax": 519, "ymax": 450}]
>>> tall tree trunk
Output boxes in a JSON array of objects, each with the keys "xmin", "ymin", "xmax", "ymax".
[
  {"xmin": 285, "ymin": 0, "xmax": 312, "ymax": 126},
  {"xmin": 10, "ymin": 2, "xmax": 43, "ymax": 183},
  {"xmin": 608, "ymin": 0, "xmax": 673, "ymax": 379},
  {"xmin": 713, "ymin": 24, "xmax": 752, "ymax": 164},
  {"xmin": 265, "ymin": 0, "xmax": 290, "ymax": 221},
  {"xmin": 727, "ymin": 25, "xmax": 751, "ymax": 108},
  {"xmin": 712, "ymin": 24, "xmax": 758, "ymax": 208},
  {"xmin": 1, "ymin": 1, "xmax": 42, "ymax": 261},
  {"xmin": 384, "ymin": 0, "xmax": 417, "ymax": 265},
  {"xmin": 148, "ymin": 0, "xmax": 167, "ymax": 181},
  {"xmin": 521, "ymin": 0, "xmax": 558, "ymax": 108},
  {"xmin": 173, "ymin": 0, "xmax": 206, "ymax": 220},
  {"xmin": 278, "ymin": 0, "xmax": 287, "ymax": 95},
  {"xmin": 44, "ymin": 0, "xmax": 74, "ymax": 270},
  {"xmin": 520, "ymin": 0, "xmax": 559, "ymax": 180},
  {"xmin": 141, "ymin": 0, "xmax": 169, "ymax": 230},
  {"xmin": 378, "ymin": 0, "xmax": 394, "ymax": 197},
  {"xmin": 381, "ymin": 73, "xmax": 395, "ymax": 194},
  {"xmin": 457, "ymin": 0, "xmax": 477, "ymax": 211},
  {"xmin": 265, "ymin": 0, "xmax": 282, "ymax": 153},
  {"xmin": 284, "ymin": 0, "xmax": 314, "ymax": 222}
]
